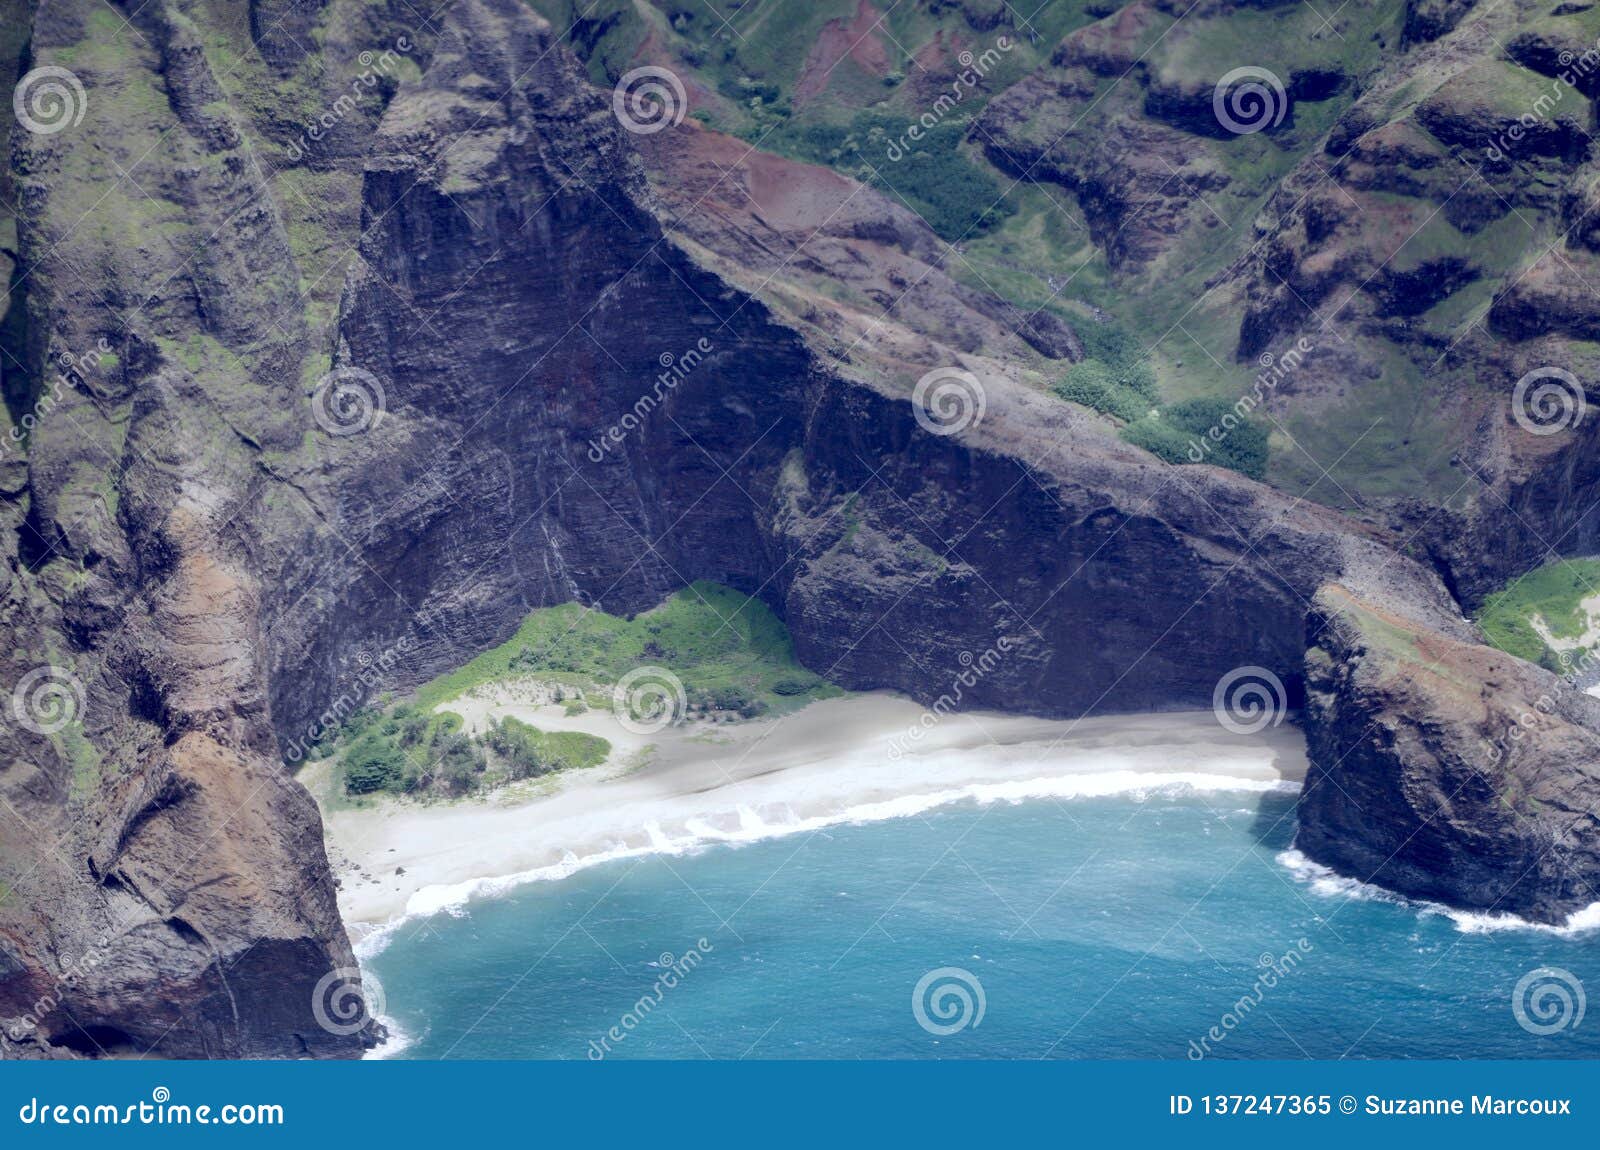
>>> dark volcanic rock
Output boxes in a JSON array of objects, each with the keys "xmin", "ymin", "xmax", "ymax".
[
  {"xmin": 1299, "ymin": 585, "xmax": 1600, "ymax": 924},
  {"xmin": 1403, "ymin": 0, "xmax": 1478, "ymax": 45},
  {"xmin": 6, "ymin": 0, "xmax": 1600, "ymax": 1062}
]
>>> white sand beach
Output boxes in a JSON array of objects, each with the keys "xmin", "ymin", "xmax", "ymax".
[{"xmin": 306, "ymin": 689, "xmax": 1307, "ymax": 948}]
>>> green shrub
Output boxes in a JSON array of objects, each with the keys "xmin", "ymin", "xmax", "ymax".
[
  {"xmin": 484, "ymin": 717, "xmax": 609, "ymax": 780},
  {"xmin": 756, "ymin": 113, "xmax": 1014, "ymax": 242},
  {"xmin": 1053, "ymin": 360, "xmax": 1152, "ymax": 423},
  {"xmin": 1121, "ymin": 397, "xmax": 1271, "ymax": 479},
  {"xmin": 772, "ymin": 675, "xmax": 819, "ymax": 696},
  {"xmin": 343, "ymin": 735, "xmax": 407, "ymax": 794}
]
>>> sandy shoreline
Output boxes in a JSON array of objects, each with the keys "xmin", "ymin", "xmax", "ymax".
[{"xmin": 306, "ymin": 690, "xmax": 1307, "ymax": 945}]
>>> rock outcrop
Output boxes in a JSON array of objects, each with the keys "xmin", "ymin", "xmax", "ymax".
[
  {"xmin": 1300, "ymin": 585, "xmax": 1600, "ymax": 923},
  {"xmin": 4, "ymin": 0, "xmax": 1600, "ymax": 1059}
]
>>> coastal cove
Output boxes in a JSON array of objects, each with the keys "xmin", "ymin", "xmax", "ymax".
[{"xmin": 310, "ymin": 696, "xmax": 1600, "ymax": 1060}]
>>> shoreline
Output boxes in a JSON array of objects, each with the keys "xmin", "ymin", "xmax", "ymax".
[
  {"xmin": 308, "ymin": 690, "xmax": 1309, "ymax": 949},
  {"xmin": 1277, "ymin": 848, "xmax": 1600, "ymax": 936}
]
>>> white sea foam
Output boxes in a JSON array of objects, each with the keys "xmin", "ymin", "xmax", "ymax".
[
  {"xmin": 354, "ymin": 770, "xmax": 1295, "ymax": 955},
  {"xmin": 321, "ymin": 698, "xmax": 1309, "ymax": 952},
  {"xmin": 362, "ymin": 1014, "xmax": 414, "ymax": 1060},
  {"xmin": 1277, "ymin": 849, "xmax": 1600, "ymax": 937}
]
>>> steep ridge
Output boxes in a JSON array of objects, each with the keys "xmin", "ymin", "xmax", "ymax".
[
  {"xmin": 1303, "ymin": 584, "xmax": 1600, "ymax": 922},
  {"xmin": 3, "ymin": 0, "xmax": 1600, "ymax": 1058}
]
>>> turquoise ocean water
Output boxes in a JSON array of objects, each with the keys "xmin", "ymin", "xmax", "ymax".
[{"xmin": 363, "ymin": 789, "xmax": 1599, "ymax": 1059}]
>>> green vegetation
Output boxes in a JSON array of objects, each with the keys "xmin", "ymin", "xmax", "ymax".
[
  {"xmin": 324, "ymin": 582, "xmax": 840, "ymax": 799},
  {"xmin": 1476, "ymin": 559, "xmax": 1600, "ymax": 669},
  {"xmin": 333, "ymin": 704, "xmax": 610, "ymax": 798},
  {"xmin": 758, "ymin": 113, "xmax": 1014, "ymax": 241},
  {"xmin": 1123, "ymin": 398, "xmax": 1271, "ymax": 480},
  {"xmin": 1053, "ymin": 356, "xmax": 1159, "ymax": 423},
  {"xmin": 525, "ymin": 0, "xmax": 1087, "ymax": 242},
  {"xmin": 413, "ymin": 580, "xmax": 840, "ymax": 717},
  {"xmin": 1051, "ymin": 322, "xmax": 1269, "ymax": 478},
  {"xmin": 1052, "ymin": 321, "xmax": 1160, "ymax": 420}
]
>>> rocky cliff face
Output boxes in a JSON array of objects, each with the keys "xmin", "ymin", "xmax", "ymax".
[
  {"xmin": 3, "ymin": 0, "xmax": 1600, "ymax": 1057},
  {"xmin": 1301, "ymin": 585, "xmax": 1600, "ymax": 923}
]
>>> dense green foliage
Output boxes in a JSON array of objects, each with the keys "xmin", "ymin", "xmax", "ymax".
[
  {"xmin": 337, "ymin": 704, "xmax": 608, "ymax": 798},
  {"xmin": 328, "ymin": 583, "xmax": 837, "ymax": 798},
  {"xmin": 481, "ymin": 717, "xmax": 612, "ymax": 779},
  {"xmin": 413, "ymin": 581, "xmax": 839, "ymax": 718},
  {"xmin": 1477, "ymin": 559, "xmax": 1600, "ymax": 668},
  {"xmin": 1052, "ymin": 321, "xmax": 1161, "ymax": 423},
  {"xmin": 1051, "ymin": 323, "xmax": 1269, "ymax": 479},
  {"xmin": 1123, "ymin": 398, "xmax": 1271, "ymax": 480},
  {"xmin": 1054, "ymin": 357, "xmax": 1159, "ymax": 423},
  {"xmin": 757, "ymin": 113, "xmax": 1015, "ymax": 242}
]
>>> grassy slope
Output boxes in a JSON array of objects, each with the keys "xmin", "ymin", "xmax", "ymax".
[
  {"xmin": 329, "ymin": 581, "xmax": 840, "ymax": 797},
  {"xmin": 533, "ymin": 0, "xmax": 1452, "ymax": 491},
  {"xmin": 414, "ymin": 580, "xmax": 841, "ymax": 716},
  {"xmin": 1476, "ymin": 559, "xmax": 1600, "ymax": 665}
]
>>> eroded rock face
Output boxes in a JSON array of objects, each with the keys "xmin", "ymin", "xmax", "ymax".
[
  {"xmin": 1299, "ymin": 585, "xmax": 1600, "ymax": 924},
  {"xmin": 272, "ymin": 0, "xmax": 1473, "ymax": 735},
  {"xmin": 3, "ymin": 0, "xmax": 1599, "ymax": 1059}
]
